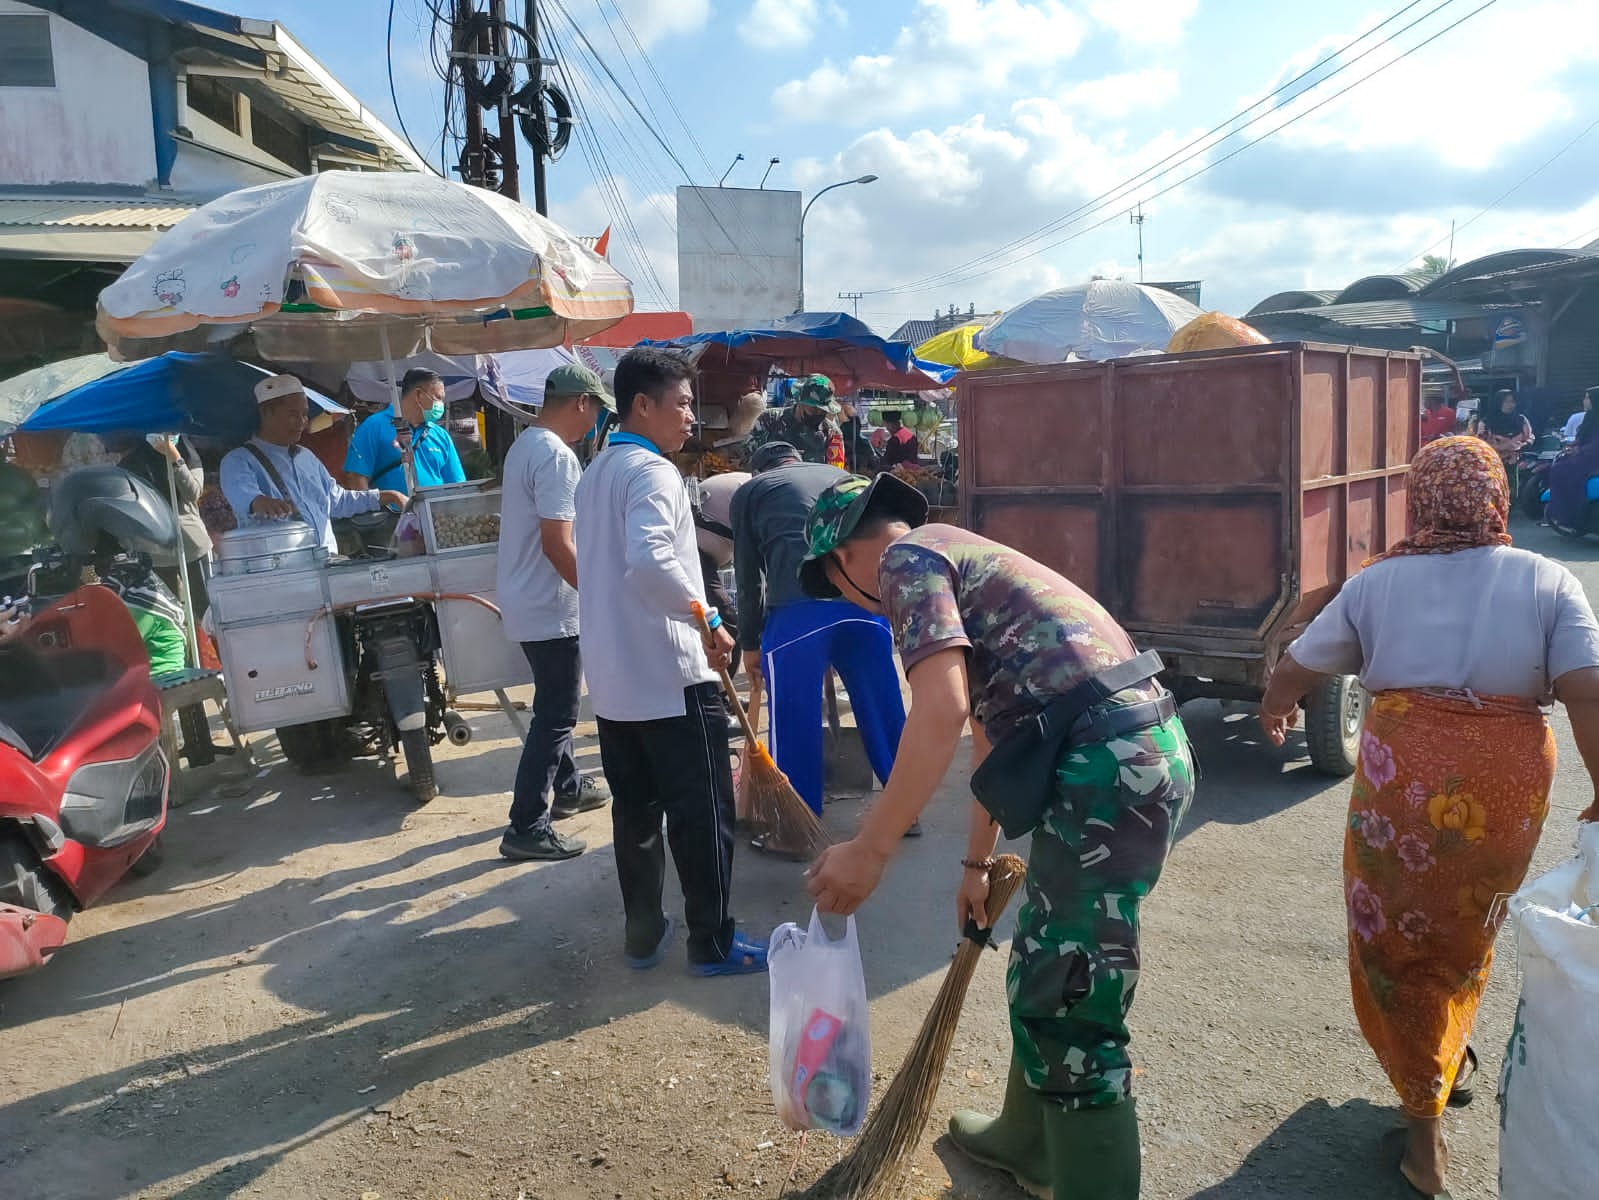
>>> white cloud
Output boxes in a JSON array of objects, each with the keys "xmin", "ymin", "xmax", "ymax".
[
  {"xmin": 1058, "ymin": 68, "xmax": 1180, "ymax": 120},
  {"xmin": 584, "ymin": 0, "xmax": 712, "ymax": 47},
  {"xmin": 1087, "ymin": 0, "xmax": 1198, "ymax": 47},
  {"xmin": 772, "ymin": 0, "xmax": 1087, "ymax": 123},
  {"xmin": 551, "ymin": 175, "xmax": 679, "ymax": 309},
  {"xmin": 739, "ymin": 0, "xmax": 844, "ymax": 50},
  {"xmin": 1246, "ymin": 0, "xmax": 1599, "ymax": 167}
]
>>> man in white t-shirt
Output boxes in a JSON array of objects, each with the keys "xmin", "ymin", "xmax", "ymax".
[{"xmin": 496, "ymin": 364, "xmax": 614, "ymax": 862}]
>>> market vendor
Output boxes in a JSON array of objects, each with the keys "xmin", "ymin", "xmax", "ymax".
[
  {"xmin": 800, "ymin": 474, "xmax": 1194, "ymax": 1200},
  {"xmin": 345, "ymin": 367, "xmax": 467, "ymax": 495},
  {"xmin": 748, "ymin": 374, "xmax": 844, "ymax": 468},
  {"xmin": 220, "ymin": 374, "xmax": 405, "ymax": 555},
  {"xmin": 877, "ymin": 411, "xmax": 921, "ymax": 469}
]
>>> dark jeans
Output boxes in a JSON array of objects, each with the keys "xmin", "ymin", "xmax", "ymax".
[
  {"xmin": 597, "ymin": 682, "xmax": 736, "ymax": 964},
  {"xmin": 507, "ymin": 637, "xmax": 582, "ymax": 834}
]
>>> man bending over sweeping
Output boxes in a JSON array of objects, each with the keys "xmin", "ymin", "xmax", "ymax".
[{"xmin": 802, "ymin": 473, "xmax": 1195, "ymax": 1200}]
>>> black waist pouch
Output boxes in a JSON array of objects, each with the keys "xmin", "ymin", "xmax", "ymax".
[{"xmin": 970, "ymin": 651, "xmax": 1165, "ymax": 839}]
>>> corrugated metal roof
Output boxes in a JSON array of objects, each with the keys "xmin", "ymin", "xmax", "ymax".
[
  {"xmin": 0, "ymin": 198, "xmax": 195, "ymax": 230},
  {"xmin": 1260, "ymin": 299, "xmax": 1514, "ymax": 328}
]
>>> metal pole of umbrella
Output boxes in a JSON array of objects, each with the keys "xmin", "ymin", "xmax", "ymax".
[
  {"xmin": 379, "ymin": 325, "xmax": 419, "ymax": 495},
  {"xmin": 164, "ymin": 446, "xmax": 199, "ymax": 669}
]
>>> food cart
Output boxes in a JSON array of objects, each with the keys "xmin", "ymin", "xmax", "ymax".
[{"xmin": 208, "ymin": 481, "xmax": 528, "ymax": 800}]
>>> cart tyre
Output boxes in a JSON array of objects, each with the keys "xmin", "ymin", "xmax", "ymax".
[
  {"xmin": 401, "ymin": 728, "xmax": 437, "ymax": 802},
  {"xmin": 128, "ymin": 833, "xmax": 164, "ymax": 878},
  {"xmin": 1306, "ymin": 674, "xmax": 1366, "ymax": 777},
  {"xmin": 1519, "ymin": 479, "xmax": 1546, "ymax": 520},
  {"xmin": 277, "ymin": 722, "xmax": 331, "ymax": 769}
]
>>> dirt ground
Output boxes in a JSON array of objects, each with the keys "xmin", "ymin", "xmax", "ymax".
[{"xmin": 4, "ymin": 522, "xmax": 1597, "ymax": 1200}]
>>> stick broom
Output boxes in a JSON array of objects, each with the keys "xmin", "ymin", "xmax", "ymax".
[
  {"xmin": 692, "ymin": 602, "xmax": 828, "ymax": 859},
  {"xmin": 801, "ymin": 853, "xmax": 1029, "ymax": 1199}
]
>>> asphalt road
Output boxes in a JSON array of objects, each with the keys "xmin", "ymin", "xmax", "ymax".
[{"xmin": 1, "ymin": 517, "xmax": 1595, "ymax": 1199}]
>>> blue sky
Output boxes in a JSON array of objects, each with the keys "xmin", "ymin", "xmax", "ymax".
[{"xmin": 260, "ymin": 0, "xmax": 1599, "ymax": 331}]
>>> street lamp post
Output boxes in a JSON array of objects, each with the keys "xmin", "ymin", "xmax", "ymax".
[{"xmin": 797, "ymin": 174, "xmax": 877, "ymax": 313}]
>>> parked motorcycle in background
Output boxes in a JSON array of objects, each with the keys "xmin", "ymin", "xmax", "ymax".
[{"xmin": 0, "ymin": 585, "xmax": 168, "ymax": 979}]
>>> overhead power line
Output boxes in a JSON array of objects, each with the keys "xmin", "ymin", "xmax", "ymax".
[
  {"xmin": 865, "ymin": 0, "xmax": 1487, "ymax": 297},
  {"xmin": 1401, "ymin": 112, "xmax": 1599, "ymax": 268},
  {"xmin": 386, "ymin": 0, "xmax": 432, "ymax": 165}
]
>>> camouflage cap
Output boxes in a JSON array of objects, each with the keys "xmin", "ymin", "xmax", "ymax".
[
  {"xmin": 794, "ymin": 373, "xmax": 839, "ymax": 414},
  {"xmin": 799, "ymin": 472, "xmax": 929, "ymax": 598}
]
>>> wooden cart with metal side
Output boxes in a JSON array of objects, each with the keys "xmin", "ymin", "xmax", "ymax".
[{"xmin": 958, "ymin": 341, "xmax": 1420, "ymax": 775}]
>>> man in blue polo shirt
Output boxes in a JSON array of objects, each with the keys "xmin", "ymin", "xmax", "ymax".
[{"xmin": 345, "ymin": 367, "xmax": 467, "ymax": 494}]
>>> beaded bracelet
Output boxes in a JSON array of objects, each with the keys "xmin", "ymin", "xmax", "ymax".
[{"xmin": 961, "ymin": 856, "xmax": 997, "ymax": 871}]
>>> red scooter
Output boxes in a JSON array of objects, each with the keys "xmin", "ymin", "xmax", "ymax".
[{"xmin": 0, "ymin": 584, "xmax": 168, "ymax": 979}]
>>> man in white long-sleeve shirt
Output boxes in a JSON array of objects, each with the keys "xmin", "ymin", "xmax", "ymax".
[{"xmin": 575, "ymin": 348, "xmax": 768, "ymax": 977}]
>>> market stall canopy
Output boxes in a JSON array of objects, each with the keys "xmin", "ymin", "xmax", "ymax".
[
  {"xmin": 976, "ymin": 281, "xmax": 1203, "ymax": 364},
  {"xmin": 15, "ymin": 352, "xmax": 346, "ymax": 442},
  {"xmin": 337, "ymin": 346, "xmax": 581, "ymax": 415},
  {"xmin": 96, "ymin": 171, "xmax": 635, "ymax": 362},
  {"xmin": 651, "ymin": 312, "xmax": 957, "ymax": 397},
  {"xmin": 914, "ymin": 321, "xmax": 1003, "ymax": 371}
]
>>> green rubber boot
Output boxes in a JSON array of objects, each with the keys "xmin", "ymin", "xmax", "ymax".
[
  {"xmin": 1041, "ymin": 1098, "xmax": 1141, "ymax": 1200},
  {"xmin": 948, "ymin": 1059, "xmax": 1052, "ymax": 1199}
]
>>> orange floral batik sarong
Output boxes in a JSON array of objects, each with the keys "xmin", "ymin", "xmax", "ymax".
[{"xmin": 1344, "ymin": 689, "xmax": 1556, "ymax": 1118}]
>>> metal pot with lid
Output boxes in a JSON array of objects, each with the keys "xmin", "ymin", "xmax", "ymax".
[{"xmin": 216, "ymin": 519, "xmax": 329, "ymax": 576}]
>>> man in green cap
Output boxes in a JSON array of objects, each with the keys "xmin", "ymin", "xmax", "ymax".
[
  {"xmin": 800, "ymin": 474, "xmax": 1194, "ymax": 1200},
  {"xmin": 748, "ymin": 374, "xmax": 844, "ymax": 469},
  {"xmin": 496, "ymin": 362, "xmax": 615, "ymax": 863}
]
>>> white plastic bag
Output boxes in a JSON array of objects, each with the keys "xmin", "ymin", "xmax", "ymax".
[
  {"xmin": 768, "ymin": 908, "xmax": 871, "ymax": 1135},
  {"xmin": 1499, "ymin": 822, "xmax": 1599, "ymax": 1199}
]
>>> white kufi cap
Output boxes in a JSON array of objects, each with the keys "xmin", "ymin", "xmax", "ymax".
[{"xmin": 254, "ymin": 373, "xmax": 306, "ymax": 405}]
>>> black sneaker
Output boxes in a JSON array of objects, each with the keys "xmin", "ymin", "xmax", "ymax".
[
  {"xmin": 499, "ymin": 826, "xmax": 586, "ymax": 861},
  {"xmin": 552, "ymin": 775, "xmax": 611, "ymax": 820}
]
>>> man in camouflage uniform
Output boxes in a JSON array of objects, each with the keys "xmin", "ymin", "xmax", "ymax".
[
  {"xmin": 802, "ymin": 473, "xmax": 1193, "ymax": 1200},
  {"xmin": 747, "ymin": 374, "xmax": 844, "ymax": 469}
]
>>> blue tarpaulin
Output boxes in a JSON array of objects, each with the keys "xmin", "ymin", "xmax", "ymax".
[
  {"xmin": 648, "ymin": 312, "xmax": 957, "ymax": 390},
  {"xmin": 19, "ymin": 353, "xmax": 346, "ymax": 442}
]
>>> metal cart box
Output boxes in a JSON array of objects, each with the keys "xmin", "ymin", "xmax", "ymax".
[
  {"xmin": 210, "ymin": 568, "xmax": 350, "ymax": 732},
  {"xmin": 414, "ymin": 481, "xmax": 502, "ymax": 556},
  {"xmin": 430, "ymin": 547, "xmax": 531, "ymax": 695},
  {"xmin": 325, "ymin": 557, "xmax": 435, "ymax": 608}
]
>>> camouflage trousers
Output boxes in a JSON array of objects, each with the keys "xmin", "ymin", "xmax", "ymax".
[{"xmin": 1006, "ymin": 716, "xmax": 1194, "ymax": 1110}]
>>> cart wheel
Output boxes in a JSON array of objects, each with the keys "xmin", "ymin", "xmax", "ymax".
[
  {"xmin": 277, "ymin": 722, "xmax": 332, "ymax": 769},
  {"xmin": 128, "ymin": 833, "xmax": 164, "ymax": 878},
  {"xmin": 401, "ymin": 727, "xmax": 437, "ymax": 802},
  {"xmin": 1305, "ymin": 674, "xmax": 1366, "ymax": 777}
]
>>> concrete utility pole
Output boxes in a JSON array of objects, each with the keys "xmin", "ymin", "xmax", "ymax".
[
  {"xmin": 1130, "ymin": 203, "xmax": 1147, "ymax": 282},
  {"xmin": 490, "ymin": 0, "xmax": 520, "ymax": 201},
  {"xmin": 838, "ymin": 291, "xmax": 864, "ymax": 316},
  {"xmin": 524, "ymin": 0, "xmax": 547, "ymax": 214}
]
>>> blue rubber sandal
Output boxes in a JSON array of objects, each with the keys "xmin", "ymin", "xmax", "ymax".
[
  {"xmin": 624, "ymin": 915, "xmax": 676, "ymax": 970},
  {"xmin": 688, "ymin": 930, "xmax": 769, "ymax": 977}
]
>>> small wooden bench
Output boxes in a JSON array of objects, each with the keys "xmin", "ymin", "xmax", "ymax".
[{"xmin": 153, "ymin": 668, "xmax": 250, "ymax": 802}]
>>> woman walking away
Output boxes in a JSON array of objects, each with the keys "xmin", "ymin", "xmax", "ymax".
[{"xmin": 1259, "ymin": 436, "xmax": 1599, "ymax": 1199}]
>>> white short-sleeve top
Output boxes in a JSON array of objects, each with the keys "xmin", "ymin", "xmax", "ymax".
[{"xmin": 1288, "ymin": 546, "xmax": 1599, "ymax": 699}]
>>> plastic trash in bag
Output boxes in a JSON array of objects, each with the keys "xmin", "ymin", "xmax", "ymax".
[
  {"xmin": 768, "ymin": 907, "xmax": 871, "ymax": 1136},
  {"xmin": 1499, "ymin": 821, "xmax": 1599, "ymax": 1199}
]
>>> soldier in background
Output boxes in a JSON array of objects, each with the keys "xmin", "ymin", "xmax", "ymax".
[{"xmin": 748, "ymin": 374, "xmax": 844, "ymax": 469}]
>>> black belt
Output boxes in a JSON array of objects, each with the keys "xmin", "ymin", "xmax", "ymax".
[{"xmin": 1067, "ymin": 691, "xmax": 1178, "ymax": 746}]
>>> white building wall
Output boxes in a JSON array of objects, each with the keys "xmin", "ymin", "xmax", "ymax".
[
  {"xmin": 677, "ymin": 186, "xmax": 801, "ymax": 332},
  {"xmin": 0, "ymin": 1, "xmax": 156, "ymax": 187}
]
